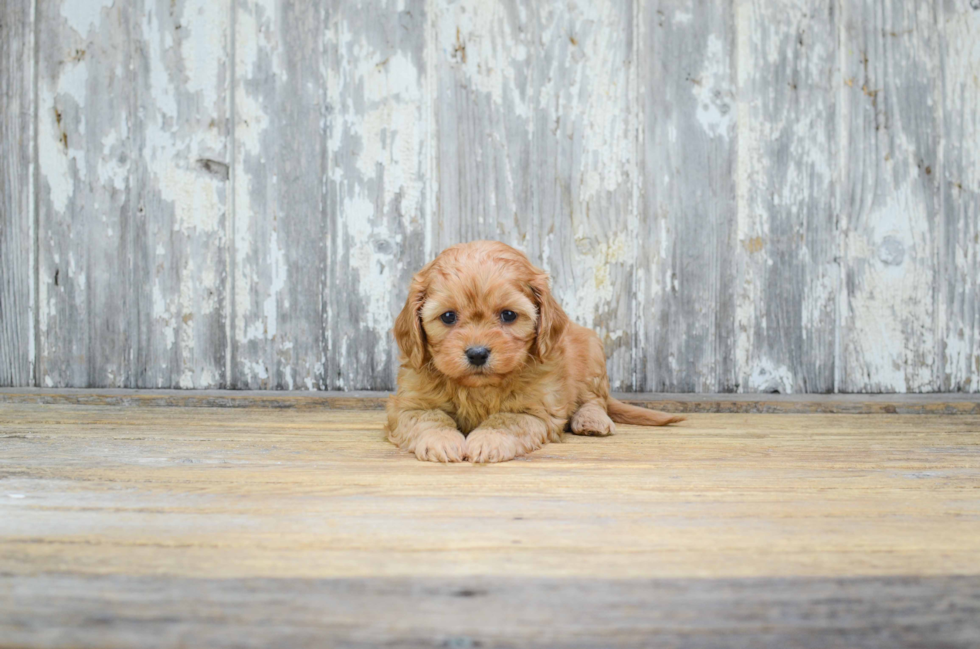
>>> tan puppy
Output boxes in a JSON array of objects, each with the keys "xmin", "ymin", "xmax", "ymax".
[{"xmin": 386, "ymin": 240, "xmax": 684, "ymax": 463}]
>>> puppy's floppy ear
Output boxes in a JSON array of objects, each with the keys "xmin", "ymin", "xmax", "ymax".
[
  {"xmin": 529, "ymin": 270, "xmax": 568, "ymax": 359},
  {"xmin": 393, "ymin": 265, "xmax": 430, "ymax": 370}
]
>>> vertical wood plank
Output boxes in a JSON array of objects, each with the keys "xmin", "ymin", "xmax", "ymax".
[
  {"xmin": 939, "ymin": 1, "xmax": 980, "ymax": 392},
  {"xmin": 36, "ymin": 0, "xmax": 137, "ymax": 387},
  {"xmin": 733, "ymin": 0, "xmax": 838, "ymax": 394},
  {"xmin": 434, "ymin": 0, "xmax": 638, "ymax": 388},
  {"xmin": 36, "ymin": 0, "xmax": 230, "ymax": 388},
  {"xmin": 232, "ymin": 0, "xmax": 329, "ymax": 389},
  {"xmin": 0, "ymin": 0, "xmax": 35, "ymax": 386},
  {"xmin": 136, "ymin": 0, "xmax": 231, "ymax": 388},
  {"xmin": 839, "ymin": 1, "xmax": 942, "ymax": 392},
  {"xmin": 326, "ymin": 0, "xmax": 429, "ymax": 390},
  {"xmin": 638, "ymin": 1, "xmax": 737, "ymax": 392}
]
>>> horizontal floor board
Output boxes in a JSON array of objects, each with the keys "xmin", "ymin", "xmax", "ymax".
[
  {"xmin": 1, "ymin": 405, "xmax": 978, "ymax": 647},
  {"xmin": 2, "ymin": 574, "xmax": 978, "ymax": 649},
  {"xmin": 2, "ymin": 388, "xmax": 980, "ymax": 414}
]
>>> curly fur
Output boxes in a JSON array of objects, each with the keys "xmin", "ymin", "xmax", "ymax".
[{"xmin": 386, "ymin": 241, "xmax": 683, "ymax": 463}]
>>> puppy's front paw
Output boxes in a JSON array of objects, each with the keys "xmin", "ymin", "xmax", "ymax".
[
  {"xmin": 414, "ymin": 428, "xmax": 467, "ymax": 463},
  {"xmin": 466, "ymin": 429, "xmax": 519, "ymax": 464}
]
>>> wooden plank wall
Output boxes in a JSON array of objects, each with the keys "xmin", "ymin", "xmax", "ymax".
[{"xmin": 0, "ymin": 0, "xmax": 977, "ymax": 393}]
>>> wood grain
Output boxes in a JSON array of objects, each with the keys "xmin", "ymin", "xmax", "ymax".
[
  {"xmin": 939, "ymin": 3, "xmax": 980, "ymax": 392},
  {"xmin": 0, "ymin": 0, "xmax": 34, "ymax": 387},
  {"xmin": 35, "ymin": 0, "xmax": 231, "ymax": 389},
  {"xmin": 35, "ymin": 0, "xmax": 133, "ymax": 387},
  {"xmin": 1, "ymin": 405, "xmax": 978, "ymax": 646},
  {"xmin": 232, "ymin": 0, "xmax": 330, "ymax": 389},
  {"xmin": 638, "ymin": 0, "xmax": 737, "ymax": 392},
  {"xmin": 2, "ymin": 1, "xmax": 979, "ymax": 393},
  {"xmin": 734, "ymin": 0, "xmax": 838, "ymax": 394},
  {"xmin": 839, "ymin": 1, "xmax": 942, "ymax": 392},
  {"xmin": 2, "ymin": 406, "xmax": 979, "ymax": 580},
  {"xmin": 326, "ymin": 0, "xmax": 430, "ymax": 390},
  {"xmin": 2, "ymin": 574, "xmax": 978, "ymax": 648}
]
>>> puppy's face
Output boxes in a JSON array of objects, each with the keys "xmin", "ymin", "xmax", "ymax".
[
  {"xmin": 419, "ymin": 268, "xmax": 537, "ymax": 387},
  {"xmin": 394, "ymin": 241, "xmax": 568, "ymax": 387}
]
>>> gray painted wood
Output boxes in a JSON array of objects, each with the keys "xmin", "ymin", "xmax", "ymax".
[
  {"xmin": 35, "ymin": 0, "xmax": 137, "ymax": 388},
  {"xmin": 939, "ymin": 2, "xmax": 980, "ymax": 392},
  {"xmin": 326, "ymin": 0, "xmax": 430, "ymax": 390},
  {"xmin": 35, "ymin": 0, "xmax": 230, "ymax": 388},
  {"xmin": 839, "ymin": 1, "xmax": 942, "ymax": 392},
  {"xmin": 0, "ymin": 0, "xmax": 34, "ymax": 386},
  {"xmin": 2, "ymin": 0, "xmax": 979, "ymax": 392},
  {"xmin": 733, "ymin": 0, "xmax": 838, "ymax": 394},
  {"xmin": 638, "ymin": 0, "xmax": 737, "ymax": 392},
  {"xmin": 3, "ymin": 573, "xmax": 978, "ymax": 648},
  {"xmin": 232, "ymin": 0, "xmax": 330, "ymax": 389}
]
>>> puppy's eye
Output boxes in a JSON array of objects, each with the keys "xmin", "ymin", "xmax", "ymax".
[
  {"xmin": 500, "ymin": 310, "xmax": 517, "ymax": 323},
  {"xmin": 440, "ymin": 311, "xmax": 457, "ymax": 325}
]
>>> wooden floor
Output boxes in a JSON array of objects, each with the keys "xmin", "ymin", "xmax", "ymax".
[{"xmin": 2, "ymin": 403, "xmax": 979, "ymax": 648}]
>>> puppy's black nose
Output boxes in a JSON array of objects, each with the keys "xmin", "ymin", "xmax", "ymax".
[{"xmin": 465, "ymin": 346, "xmax": 490, "ymax": 367}]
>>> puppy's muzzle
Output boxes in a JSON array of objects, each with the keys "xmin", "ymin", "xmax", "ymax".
[{"xmin": 465, "ymin": 346, "xmax": 490, "ymax": 367}]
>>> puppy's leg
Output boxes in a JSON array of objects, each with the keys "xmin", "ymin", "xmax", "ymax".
[
  {"xmin": 570, "ymin": 400, "xmax": 616, "ymax": 437},
  {"xmin": 387, "ymin": 409, "xmax": 467, "ymax": 463},
  {"xmin": 467, "ymin": 413, "xmax": 550, "ymax": 463}
]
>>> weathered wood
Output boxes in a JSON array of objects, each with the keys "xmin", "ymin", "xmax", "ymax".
[
  {"xmin": 434, "ymin": 0, "xmax": 638, "ymax": 388},
  {"xmin": 35, "ymin": 0, "xmax": 230, "ymax": 388},
  {"xmin": 36, "ymin": 0, "xmax": 135, "ymax": 387},
  {"xmin": 734, "ymin": 0, "xmax": 838, "ymax": 393},
  {"xmin": 839, "ymin": 1, "xmax": 942, "ymax": 392},
  {"xmin": 3, "ymin": 388, "xmax": 980, "ymax": 413},
  {"xmin": 134, "ymin": 0, "xmax": 232, "ymax": 389},
  {"xmin": 1, "ymin": 405, "xmax": 979, "ymax": 646},
  {"xmin": 3, "ymin": 1, "xmax": 979, "ymax": 393},
  {"xmin": 2, "ymin": 574, "xmax": 978, "ymax": 649},
  {"xmin": 939, "ymin": 3, "xmax": 980, "ymax": 392},
  {"xmin": 638, "ymin": 1, "xmax": 738, "ymax": 392},
  {"xmin": 0, "ymin": 387, "xmax": 392, "ymax": 410},
  {"xmin": 0, "ymin": 0, "xmax": 34, "ymax": 387},
  {"xmin": 325, "ymin": 0, "xmax": 430, "ymax": 390},
  {"xmin": 232, "ymin": 0, "xmax": 329, "ymax": 390}
]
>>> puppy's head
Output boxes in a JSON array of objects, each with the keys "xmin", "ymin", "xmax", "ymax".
[{"xmin": 393, "ymin": 241, "xmax": 567, "ymax": 387}]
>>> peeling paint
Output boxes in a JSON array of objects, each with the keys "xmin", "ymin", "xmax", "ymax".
[
  {"xmin": 12, "ymin": 0, "xmax": 978, "ymax": 393},
  {"xmin": 60, "ymin": 0, "xmax": 113, "ymax": 37},
  {"xmin": 693, "ymin": 34, "xmax": 734, "ymax": 139}
]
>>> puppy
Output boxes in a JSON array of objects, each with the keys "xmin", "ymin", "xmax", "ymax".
[{"xmin": 386, "ymin": 240, "xmax": 684, "ymax": 463}]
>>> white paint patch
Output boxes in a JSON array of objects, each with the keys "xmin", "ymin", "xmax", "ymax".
[
  {"xmin": 844, "ymin": 181, "xmax": 935, "ymax": 391},
  {"xmin": 179, "ymin": 0, "xmax": 227, "ymax": 110},
  {"xmin": 693, "ymin": 34, "xmax": 734, "ymax": 139},
  {"xmin": 673, "ymin": 10, "xmax": 693, "ymax": 25},
  {"xmin": 343, "ymin": 193, "xmax": 397, "ymax": 340},
  {"xmin": 559, "ymin": 231, "xmax": 629, "ymax": 329},
  {"xmin": 563, "ymin": 0, "xmax": 632, "ymax": 203},
  {"xmin": 353, "ymin": 51, "xmax": 425, "ymax": 221},
  {"xmin": 439, "ymin": 0, "xmax": 529, "ymax": 118},
  {"xmin": 263, "ymin": 226, "xmax": 287, "ymax": 339},
  {"xmin": 37, "ymin": 60, "xmax": 88, "ymax": 214},
  {"xmin": 61, "ymin": 0, "xmax": 114, "ymax": 36},
  {"xmin": 746, "ymin": 359, "xmax": 794, "ymax": 394},
  {"xmin": 154, "ymin": 282, "xmax": 176, "ymax": 351},
  {"xmin": 97, "ymin": 127, "xmax": 129, "ymax": 192},
  {"xmin": 234, "ymin": 0, "xmax": 274, "ymax": 157}
]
